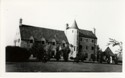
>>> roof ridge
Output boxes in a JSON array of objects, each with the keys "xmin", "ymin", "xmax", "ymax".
[{"xmin": 20, "ymin": 24, "xmax": 64, "ymax": 32}]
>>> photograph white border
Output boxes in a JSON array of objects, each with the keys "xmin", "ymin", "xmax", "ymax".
[{"xmin": 0, "ymin": 0, "xmax": 125, "ymax": 78}]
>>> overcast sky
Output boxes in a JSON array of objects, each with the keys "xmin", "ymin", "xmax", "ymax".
[{"xmin": 1, "ymin": 0, "xmax": 125, "ymax": 53}]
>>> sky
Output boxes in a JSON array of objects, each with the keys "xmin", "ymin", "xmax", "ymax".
[{"xmin": 1, "ymin": 0, "xmax": 125, "ymax": 53}]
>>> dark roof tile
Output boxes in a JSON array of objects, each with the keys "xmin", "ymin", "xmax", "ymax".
[
  {"xmin": 104, "ymin": 47, "xmax": 114, "ymax": 56},
  {"xmin": 79, "ymin": 29, "xmax": 97, "ymax": 39},
  {"xmin": 20, "ymin": 24, "xmax": 68, "ymax": 43}
]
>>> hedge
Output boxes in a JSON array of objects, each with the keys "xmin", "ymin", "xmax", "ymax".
[{"xmin": 6, "ymin": 46, "xmax": 31, "ymax": 62}]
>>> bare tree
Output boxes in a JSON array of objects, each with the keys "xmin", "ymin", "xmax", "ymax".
[{"xmin": 107, "ymin": 38, "xmax": 123, "ymax": 53}]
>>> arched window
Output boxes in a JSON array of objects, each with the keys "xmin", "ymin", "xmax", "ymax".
[
  {"xmin": 86, "ymin": 46, "xmax": 88, "ymax": 50},
  {"xmin": 42, "ymin": 41, "xmax": 45, "ymax": 44},
  {"xmin": 30, "ymin": 40, "xmax": 33, "ymax": 43},
  {"xmin": 62, "ymin": 40, "xmax": 66, "ymax": 47},
  {"xmin": 41, "ymin": 37, "xmax": 46, "ymax": 44},
  {"xmin": 52, "ymin": 39, "xmax": 56, "ymax": 45},
  {"xmin": 91, "ymin": 46, "xmax": 94, "ymax": 50},
  {"xmin": 29, "ymin": 36, "xmax": 34, "ymax": 43},
  {"xmin": 52, "ymin": 42, "xmax": 55, "ymax": 45},
  {"xmin": 63, "ymin": 43, "xmax": 65, "ymax": 47}
]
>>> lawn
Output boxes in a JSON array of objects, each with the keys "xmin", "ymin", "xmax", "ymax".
[{"xmin": 6, "ymin": 61, "xmax": 122, "ymax": 72}]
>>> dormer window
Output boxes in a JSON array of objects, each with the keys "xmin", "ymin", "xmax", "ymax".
[
  {"xmin": 52, "ymin": 42, "xmax": 55, "ymax": 45},
  {"xmin": 41, "ymin": 37, "xmax": 46, "ymax": 44},
  {"xmin": 42, "ymin": 41, "xmax": 45, "ymax": 44},
  {"xmin": 30, "ymin": 40, "xmax": 33, "ymax": 43},
  {"xmin": 52, "ymin": 39, "xmax": 56, "ymax": 45},
  {"xmin": 63, "ymin": 43, "xmax": 65, "ymax": 47},
  {"xmin": 29, "ymin": 36, "xmax": 34, "ymax": 43}
]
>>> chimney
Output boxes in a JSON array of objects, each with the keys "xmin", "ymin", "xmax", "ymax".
[
  {"xmin": 66, "ymin": 23, "xmax": 69, "ymax": 29},
  {"xmin": 93, "ymin": 28, "xmax": 96, "ymax": 35},
  {"xmin": 19, "ymin": 18, "xmax": 22, "ymax": 26}
]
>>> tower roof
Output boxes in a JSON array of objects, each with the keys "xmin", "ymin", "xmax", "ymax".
[{"xmin": 69, "ymin": 20, "xmax": 79, "ymax": 29}]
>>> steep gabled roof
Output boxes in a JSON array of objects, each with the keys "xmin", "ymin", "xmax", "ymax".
[
  {"xmin": 19, "ymin": 24, "xmax": 68, "ymax": 43},
  {"xmin": 104, "ymin": 47, "xmax": 114, "ymax": 56},
  {"xmin": 68, "ymin": 20, "xmax": 97, "ymax": 39},
  {"xmin": 79, "ymin": 29, "xmax": 97, "ymax": 39}
]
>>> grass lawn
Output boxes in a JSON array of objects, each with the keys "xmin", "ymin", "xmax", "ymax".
[{"xmin": 6, "ymin": 61, "xmax": 122, "ymax": 72}]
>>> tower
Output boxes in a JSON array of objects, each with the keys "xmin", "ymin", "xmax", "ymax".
[{"xmin": 66, "ymin": 20, "xmax": 79, "ymax": 58}]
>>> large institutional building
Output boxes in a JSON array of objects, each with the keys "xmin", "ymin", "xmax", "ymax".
[{"xmin": 15, "ymin": 19, "xmax": 97, "ymax": 61}]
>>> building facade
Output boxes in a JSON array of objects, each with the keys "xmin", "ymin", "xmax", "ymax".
[
  {"xmin": 15, "ymin": 19, "xmax": 97, "ymax": 61},
  {"xmin": 65, "ymin": 20, "xmax": 97, "ymax": 61}
]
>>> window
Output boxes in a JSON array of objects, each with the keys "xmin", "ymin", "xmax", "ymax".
[
  {"xmin": 30, "ymin": 40, "xmax": 33, "ymax": 43},
  {"xmin": 79, "ymin": 45, "xmax": 82, "ymax": 52},
  {"xmin": 86, "ymin": 39, "xmax": 88, "ymax": 42},
  {"xmin": 92, "ymin": 40, "xmax": 94, "ymax": 43},
  {"xmin": 63, "ymin": 43, "xmax": 65, "ymax": 47},
  {"xmin": 74, "ymin": 47, "xmax": 75, "ymax": 51},
  {"xmin": 42, "ymin": 41, "xmax": 45, "ymax": 44},
  {"xmin": 18, "ymin": 39, "xmax": 20, "ymax": 42},
  {"xmin": 52, "ymin": 42, "xmax": 55, "ymax": 45},
  {"xmin": 80, "ymin": 38, "xmax": 82, "ymax": 41},
  {"xmin": 72, "ymin": 30, "xmax": 74, "ymax": 33},
  {"xmin": 91, "ymin": 46, "xmax": 94, "ymax": 50},
  {"xmin": 79, "ymin": 45, "xmax": 82, "ymax": 49},
  {"xmin": 86, "ymin": 46, "xmax": 88, "ymax": 50}
]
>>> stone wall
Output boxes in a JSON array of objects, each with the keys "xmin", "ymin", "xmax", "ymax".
[
  {"xmin": 20, "ymin": 40, "xmax": 33, "ymax": 50},
  {"xmin": 79, "ymin": 37, "xmax": 97, "ymax": 61}
]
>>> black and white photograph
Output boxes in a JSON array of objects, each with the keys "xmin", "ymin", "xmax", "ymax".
[{"xmin": 0, "ymin": 0, "xmax": 125, "ymax": 78}]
